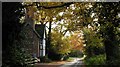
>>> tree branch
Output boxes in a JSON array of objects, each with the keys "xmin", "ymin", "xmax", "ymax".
[
  {"xmin": 37, "ymin": 2, "xmax": 74, "ymax": 9},
  {"xmin": 24, "ymin": 2, "xmax": 74, "ymax": 9}
]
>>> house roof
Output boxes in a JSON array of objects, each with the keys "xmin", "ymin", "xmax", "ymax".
[
  {"xmin": 21, "ymin": 21, "xmax": 41, "ymax": 38},
  {"xmin": 35, "ymin": 24, "xmax": 45, "ymax": 39},
  {"xmin": 33, "ymin": 28, "xmax": 41, "ymax": 38}
]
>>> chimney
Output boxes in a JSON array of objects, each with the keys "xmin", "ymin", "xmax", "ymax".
[{"xmin": 25, "ymin": 8, "xmax": 35, "ymax": 30}]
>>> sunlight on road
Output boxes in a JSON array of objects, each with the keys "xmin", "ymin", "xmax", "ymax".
[
  {"xmin": 59, "ymin": 55, "xmax": 86, "ymax": 67},
  {"xmin": 79, "ymin": 55, "xmax": 86, "ymax": 60}
]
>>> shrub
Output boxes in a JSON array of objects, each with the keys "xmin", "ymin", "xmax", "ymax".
[
  {"xmin": 62, "ymin": 55, "xmax": 69, "ymax": 61},
  {"xmin": 66, "ymin": 57, "xmax": 74, "ymax": 62},
  {"xmin": 48, "ymin": 51, "xmax": 64, "ymax": 61},
  {"xmin": 84, "ymin": 54, "xmax": 106, "ymax": 65},
  {"xmin": 40, "ymin": 56, "xmax": 52, "ymax": 63},
  {"xmin": 69, "ymin": 50, "xmax": 83, "ymax": 57}
]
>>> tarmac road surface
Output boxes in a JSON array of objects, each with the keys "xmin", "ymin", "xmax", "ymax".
[{"xmin": 59, "ymin": 58, "xmax": 84, "ymax": 67}]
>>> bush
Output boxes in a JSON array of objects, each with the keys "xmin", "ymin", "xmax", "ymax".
[
  {"xmin": 48, "ymin": 51, "xmax": 64, "ymax": 61},
  {"xmin": 69, "ymin": 50, "xmax": 83, "ymax": 57},
  {"xmin": 66, "ymin": 57, "xmax": 74, "ymax": 62},
  {"xmin": 62, "ymin": 55, "xmax": 69, "ymax": 61},
  {"xmin": 106, "ymin": 59, "xmax": 120, "ymax": 65},
  {"xmin": 84, "ymin": 54, "xmax": 106, "ymax": 65},
  {"xmin": 40, "ymin": 56, "xmax": 52, "ymax": 63}
]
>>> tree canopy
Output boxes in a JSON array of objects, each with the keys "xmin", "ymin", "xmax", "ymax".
[{"xmin": 2, "ymin": 2, "xmax": 120, "ymax": 66}]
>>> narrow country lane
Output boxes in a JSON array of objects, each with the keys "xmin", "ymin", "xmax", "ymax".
[
  {"xmin": 34, "ymin": 57, "xmax": 85, "ymax": 67},
  {"xmin": 59, "ymin": 57, "xmax": 85, "ymax": 67}
]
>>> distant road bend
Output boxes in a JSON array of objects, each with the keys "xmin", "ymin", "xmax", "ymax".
[{"xmin": 59, "ymin": 55, "xmax": 86, "ymax": 67}]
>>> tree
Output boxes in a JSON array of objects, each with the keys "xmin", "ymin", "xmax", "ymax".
[
  {"xmin": 69, "ymin": 31, "xmax": 84, "ymax": 51},
  {"xmin": 51, "ymin": 31, "xmax": 71, "ymax": 53},
  {"xmin": 83, "ymin": 27, "xmax": 105, "ymax": 57},
  {"xmin": 2, "ymin": 2, "xmax": 29, "ymax": 66},
  {"xmin": 92, "ymin": 2, "xmax": 120, "ymax": 65}
]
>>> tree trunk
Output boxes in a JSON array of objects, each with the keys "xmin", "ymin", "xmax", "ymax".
[
  {"xmin": 104, "ymin": 40, "xmax": 120, "ymax": 65},
  {"xmin": 104, "ymin": 27, "xmax": 120, "ymax": 65},
  {"xmin": 46, "ymin": 21, "xmax": 52, "ymax": 57}
]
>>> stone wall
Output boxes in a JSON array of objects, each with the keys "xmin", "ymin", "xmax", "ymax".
[{"xmin": 20, "ymin": 24, "xmax": 40, "ymax": 57}]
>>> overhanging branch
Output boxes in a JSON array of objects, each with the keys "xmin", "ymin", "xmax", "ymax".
[
  {"xmin": 37, "ymin": 2, "xmax": 74, "ymax": 9},
  {"xmin": 24, "ymin": 2, "xmax": 74, "ymax": 9}
]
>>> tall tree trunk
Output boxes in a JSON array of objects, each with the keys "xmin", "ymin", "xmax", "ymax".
[
  {"xmin": 104, "ymin": 26, "xmax": 120, "ymax": 65},
  {"xmin": 104, "ymin": 40, "xmax": 120, "ymax": 65},
  {"xmin": 46, "ymin": 21, "xmax": 52, "ymax": 57}
]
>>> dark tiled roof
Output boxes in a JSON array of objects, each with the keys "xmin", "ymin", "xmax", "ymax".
[
  {"xmin": 21, "ymin": 22, "xmax": 41, "ymax": 38},
  {"xmin": 35, "ymin": 24, "xmax": 45, "ymax": 39}
]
